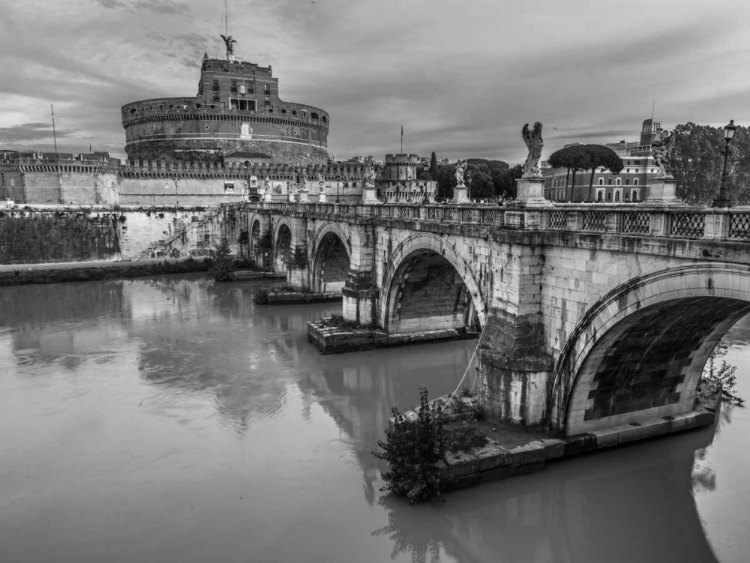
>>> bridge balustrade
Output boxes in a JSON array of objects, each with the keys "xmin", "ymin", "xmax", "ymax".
[{"xmin": 232, "ymin": 202, "xmax": 750, "ymax": 242}]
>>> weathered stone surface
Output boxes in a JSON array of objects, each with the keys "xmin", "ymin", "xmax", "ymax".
[{"xmin": 221, "ymin": 202, "xmax": 750, "ymax": 437}]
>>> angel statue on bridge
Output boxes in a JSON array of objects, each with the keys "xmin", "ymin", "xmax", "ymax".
[
  {"xmin": 521, "ymin": 122, "xmax": 544, "ymax": 178},
  {"xmin": 454, "ymin": 159, "xmax": 467, "ymax": 187},
  {"xmin": 651, "ymin": 128, "xmax": 675, "ymax": 178},
  {"xmin": 364, "ymin": 156, "xmax": 378, "ymax": 187}
]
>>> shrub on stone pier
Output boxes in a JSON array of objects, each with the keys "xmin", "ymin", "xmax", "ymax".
[{"xmin": 373, "ymin": 387, "xmax": 449, "ymax": 504}]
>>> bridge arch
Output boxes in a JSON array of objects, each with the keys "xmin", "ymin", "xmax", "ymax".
[
  {"xmin": 548, "ymin": 263, "xmax": 750, "ymax": 436},
  {"xmin": 381, "ymin": 233, "xmax": 487, "ymax": 334},
  {"xmin": 273, "ymin": 218, "xmax": 293, "ymax": 274},
  {"xmin": 311, "ymin": 222, "xmax": 351, "ymax": 293}
]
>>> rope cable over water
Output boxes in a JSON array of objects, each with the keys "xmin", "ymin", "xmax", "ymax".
[{"xmin": 438, "ymin": 321, "xmax": 487, "ymax": 415}]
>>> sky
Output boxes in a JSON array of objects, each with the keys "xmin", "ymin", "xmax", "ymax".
[{"xmin": 1, "ymin": 0, "xmax": 749, "ymax": 164}]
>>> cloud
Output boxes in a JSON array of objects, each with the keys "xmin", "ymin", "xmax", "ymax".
[
  {"xmin": 96, "ymin": 0, "xmax": 191, "ymax": 15},
  {"xmin": 0, "ymin": 122, "xmax": 73, "ymax": 143},
  {"xmin": 3, "ymin": 0, "xmax": 750, "ymax": 164}
]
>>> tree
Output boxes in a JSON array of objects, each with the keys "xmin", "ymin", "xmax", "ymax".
[
  {"xmin": 209, "ymin": 237, "xmax": 235, "ymax": 282},
  {"xmin": 373, "ymin": 387, "xmax": 449, "ymax": 504},
  {"xmin": 547, "ymin": 145, "xmax": 591, "ymax": 201},
  {"xmin": 469, "ymin": 171, "xmax": 494, "ymax": 199},
  {"xmin": 582, "ymin": 145, "xmax": 623, "ymax": 202},
  {"xmin": 429, "ymin": 152, "xmax": 438, "ymax": 184},
  {"xmin": 699, "ymin": 343, "xmax": 743, "ymax": 406},
  {"xmin": 670, "ymin": 122, "xmax": 750, "ymax": 205},
  {"xmin": 493, "ymin": 164, "xmax": 523, "ymax": 199}
]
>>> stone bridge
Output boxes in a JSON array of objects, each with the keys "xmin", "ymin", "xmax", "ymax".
[{"xmin": 222, "ymin": 200, "xmax": 750, "ymax": 437}]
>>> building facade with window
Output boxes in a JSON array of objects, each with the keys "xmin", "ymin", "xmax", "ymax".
[
  {"xmin": 121, "ymin": 54, "xmax": 329, "ymax": 166},
  {"xmin": 543, "ymin": 118, "xmax": 663, "ymax": 203}
]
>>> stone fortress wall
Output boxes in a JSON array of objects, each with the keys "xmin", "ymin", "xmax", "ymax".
[{"xmin": 121, "ymin": 56, "xmax": 329, "ymax": 166}]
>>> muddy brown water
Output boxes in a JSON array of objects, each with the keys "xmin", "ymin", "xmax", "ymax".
[{"xmin": 1, "ymin": 274, "xmax": 749, "ymax": 563}]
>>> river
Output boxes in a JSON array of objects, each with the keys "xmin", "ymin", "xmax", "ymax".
[{"xmin": 0, "ymin": 275, "xmax": 748, "ymax": 563}]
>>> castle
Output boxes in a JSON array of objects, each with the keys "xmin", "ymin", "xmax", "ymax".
[{"xmin": 0, "ymin": 41, "xmax": 436, "ymax": 207}]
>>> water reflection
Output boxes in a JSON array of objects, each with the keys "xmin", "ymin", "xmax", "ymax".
[
  {"xmin": 1, "ymin": 276, "xmax": 747, "ymax": 563},
  {"xmin": 375, "ymin": 427, "xmax": 718, "ymax": 563}
]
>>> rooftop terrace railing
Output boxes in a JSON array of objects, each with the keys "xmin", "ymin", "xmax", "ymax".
[{"xmin": 230, "ymin": 201, "xmax": 750, "ymax": 242}]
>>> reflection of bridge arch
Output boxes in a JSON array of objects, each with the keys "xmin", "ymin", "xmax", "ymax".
[
  {"xmin": 273, "ymin": 219, "xmax": 293, "ymax": 274},
  {"xmin": 549, "ymin": 263, "xmax": 750, "ymax": 436},
  {"xmin": 381, "ymin": 233, "xmax": 487, "ymax": 333},
  {"xmin": 311, "ymin": 222, "xmax": 351, "ymax": 293}
]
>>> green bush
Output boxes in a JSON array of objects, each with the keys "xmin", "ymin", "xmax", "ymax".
[
  {"xmin": 699, "ymin": 343, "xmax": 743, "ymax": 406},
  {"xmin": 209, "ymin": 238, "xmax": 235, "ymax": 282},
  {"xmin": 253, "ymin": 288, "xmax": 270, "ymax": 304},
  {"xmin": 373, "ymin": 387, "xmax": 449, "ymax": 504}
]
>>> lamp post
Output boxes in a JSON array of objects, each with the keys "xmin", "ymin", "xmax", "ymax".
[
  {"xmin": 173, "ymin": 175, "xmax": 180, "ymax": 208},
  {"xmin": 335, "ymin": 175, "xmax": 341, "ymax": 203},
  {"xmin": 713, "ymin": 120, "xmax": 737, "ymax": 208}
]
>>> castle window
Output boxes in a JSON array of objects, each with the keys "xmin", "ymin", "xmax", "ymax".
[
  {"xmin": 224, "ymin": 182, "xmax": 235, "ymax": 192},
  {"xmin": 598, "ymin": 178, "xmax": 604, "ymax": 185},
  {"xmin": 311, "ymin": 112, "xmax": 319, "ymax": 120},
  {"xmin": 608, "ymin": 178, "xmax": 612, "ymax": 185},
  {"xmin": 212, "ymin": 79, "xmax": 219, "ymax": 91},
  {"xmin": 625, "ymin": 179, "xmax": 630, "ymax": 185},
  {"xmin": 130, "ymin": 108, "xmax": 136, "ymax": 114},
  {"xmin": 634, "ymin": 178, "xmax": 639, "ymax": 185},
  {"xmin": 322, "ymin": 116, "xmax": 327, "ymax": 123},
  {"xmin": 264, "ymin": 84, "xmax": 270, "ymax": 94},
  {"xmin": 281, "ymin": 109, "xmax": 287, "ymax": 114},
  {"xmin": 615, "ymin": 178, "xmax": 621, "ymax": 186},
  {"xmin": 292, "ymin": 110, "xmax": 298, "ymax": 116},
  {"xmin": 264, "ymin": 97, "xmax": 270, "ymax": 105},
  {"xmin": 231, "ymin": 80, "xmax": 237, "ymax": 93},
  {"xmin": 230, "ymin": 99, "xmax": 255, "ymax": 111}
]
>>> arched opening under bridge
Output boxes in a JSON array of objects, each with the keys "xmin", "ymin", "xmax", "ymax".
[
  {"xmin": 548, "ymin": 264, "xmax": 750, "ymax": 436},
  {"xmin": 312, "ymin": 232, "xmax": 350, "ymax": 294},
  {"xmin": 273, "ymin": 223, "xmax": 292, "ymax": 274},
  {"xmin": 385, "ymin": 249, "xmax": 483, "ymax": 334}
]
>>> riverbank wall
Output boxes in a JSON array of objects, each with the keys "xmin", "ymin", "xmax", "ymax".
[{"xmin": 0, "ymin": 206, "xmax": 222, "ymax": 264}]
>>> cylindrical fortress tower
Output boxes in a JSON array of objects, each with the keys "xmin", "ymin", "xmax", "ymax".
[
  {"xmin": 122, "ymin": 54, "xmax": 329, "ymax": 166},
  {"xmin": 383, "ymin": 154, "xmax": 420, "ymax": 182}
]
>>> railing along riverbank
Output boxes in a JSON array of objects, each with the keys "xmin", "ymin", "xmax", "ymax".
[{"xmin": 228, "ymin": 201, "xmax": 750, "ymax": 241}]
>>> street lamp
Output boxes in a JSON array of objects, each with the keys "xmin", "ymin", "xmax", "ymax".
[
  {"xmin": 713, "ymin": 120, "xmax": 737, "ymax": 208},
  {"xmin": 173, "ymin": 175, "xmax": 180, "ymax": 208},
  {"xmin": 335, "ymin": 175, "xmax": 341, "ymax": 203}
]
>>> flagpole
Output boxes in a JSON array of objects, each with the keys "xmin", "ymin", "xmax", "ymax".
[
  {"xmin": 51, "ymin": 104, "xmax": 59, "ymax": 156},
  {"xmin": 400, "ymin": 125, "xmax": 403, "ymax": 154}
]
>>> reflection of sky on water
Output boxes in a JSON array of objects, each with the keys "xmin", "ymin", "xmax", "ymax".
[{"xmin": 1, "ymin": 278, "xmax": 749, "ymax": 562}]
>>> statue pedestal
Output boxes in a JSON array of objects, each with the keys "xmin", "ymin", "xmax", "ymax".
[
  {"xmin": 452, "ymin": 185, "xmax": 470, "ymax": 204},
  {"xmin": 362, "ymin": 185, "xmax": 380, "ymax": 204},
  {"xmin": 510, "ymin": 177, "xmax": 547, "ymax": 207},
  {"xmin": 318, "ymin": 191, "xmax": 327, "ymax": 203},
  {"xmin": 299, "ymin": 190, "xmax": 309, "ymax": 203},
  {"xmin": 646, "ymin": 178, "xmax": 680, "ymax": 205},
  {"xmin": 287, "ymin": 192, "xmax": 297, "ymax": 203},
  {"xmin": 263, "ymin": 190, "xmax": 273, "ymax": 203}
]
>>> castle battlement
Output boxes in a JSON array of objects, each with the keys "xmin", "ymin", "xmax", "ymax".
[{"xmin": 121, "ymin": 53, "xmax": 329, "ymax": 166}]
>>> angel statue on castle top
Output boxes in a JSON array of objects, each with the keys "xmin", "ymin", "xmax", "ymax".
[
  {"xmin": 521, "ymin": 122, "xmax": 544, "ymax": 178},
  {"xmin": 220, "ymin": 34, "xmax": 237, "ymax": 57}
]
